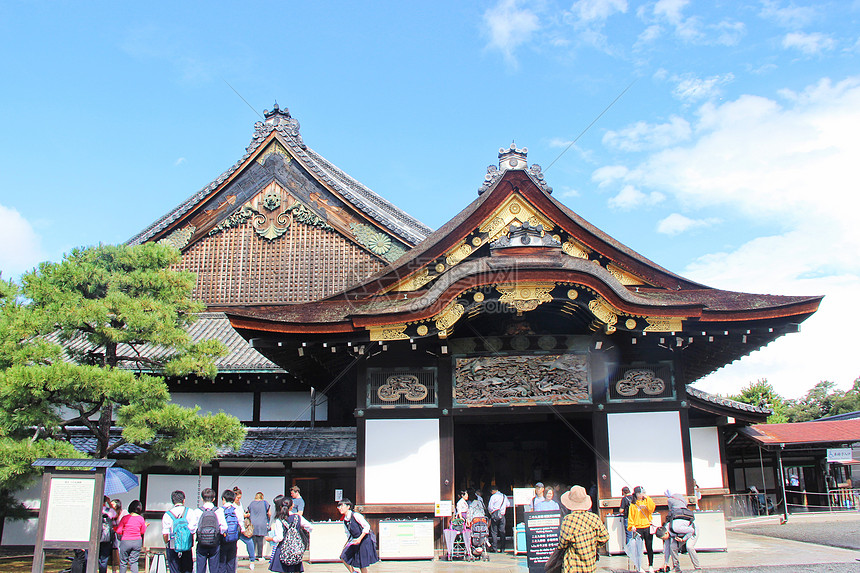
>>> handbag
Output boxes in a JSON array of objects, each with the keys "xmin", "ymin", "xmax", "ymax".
[
  {"xmin": 243, "ymin": 517, "xmax": 254, "ymax": 537},
  {"xmin": 544, "ymin": 545, "xmax": 564, "ymax": 573}
]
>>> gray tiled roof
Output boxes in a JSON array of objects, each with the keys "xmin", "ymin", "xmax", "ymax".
[
  {"xmin": 127, "ymin": 107, "xmax": 430, "ymax": 247},
  {"xmin": 686, "ymin": 385, "xmax": 772, "ymax": 415},
  {"xmin": 69, "ymin": 426, "xmax": 356, "ymax": 461},
  {"xmin": 46, "ymin": 312, "xmax": 283, "ymax": 373}
]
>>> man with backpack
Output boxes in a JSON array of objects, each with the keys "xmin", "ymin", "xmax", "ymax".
[
  {"xmin": 190, "ymin": 487, "xmax": 228, "ymax": 573},
  {"xmin": 162, "ymin": 490, "xmax": 194, "ymax": 573},
  {"xmin": 219, "ymin": 489, "xmax": 242, "ymax": 573}
]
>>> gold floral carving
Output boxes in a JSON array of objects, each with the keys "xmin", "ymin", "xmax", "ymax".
[
  {"xmin": 390, "ymin": 268, "xmax": 434, "ymax": 292},
  {"xmin": 473, "ymin": 292, "xmax": 485, "ymax": 303},
  {"xmin": 562, "ymin": 239, "xmax": 590, "ymax": 259},
  {"xmin": 496, "ymin": 283, "xmax": 555, "ymax": 313},
  {"xmin": 445, "ymin": 242, "xmax": 473, "ymax": 267},
  {"xmin": 256, "ymin": 141, "xmax": 292, "ymax": 165},
  {"xmin": 368, "ymin": 324, "xmax": 409, "ymax": 341},
  {"xmin": 416, "ymin": 325, "xmax": 429, "ymax": 336},
  {"xmin": 435, "ymin": 302, "xmax": 465, "ymax": 332},
  {"xmin": 625, "ymin": 318, "xmax": 637, "ymax": 329},
  {"xmin": 607, "ymin": 264, "xmax": 645, "ymax": 286},
  {"xmin": 478, "ymin": 194, "xmax": 555, "ymax": 242},
  {"xmin": 587, "ymin": 297, "xmax": 619, "ymax": 327},
  {"xmin": 567, "ymin": 289, "xmax": 579, "ymax": 300},
  {"xmin": 644, "ymin": 317, "xmax": 683, "ymax": 332}
]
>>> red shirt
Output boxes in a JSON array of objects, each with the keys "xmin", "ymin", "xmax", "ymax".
[{"xmin": 116, "ymin": 514, "xmax": 147, "ymax": 540}]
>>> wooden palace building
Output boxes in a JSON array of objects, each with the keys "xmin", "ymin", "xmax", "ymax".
[{"xmin": 2, "ymin": 104, "xmax": 822, "ymax": 547}]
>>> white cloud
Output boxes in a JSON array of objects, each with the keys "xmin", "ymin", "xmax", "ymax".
[
  {"xmin": 602, "ymin": 116, "xmax": 691, "ymax": 151},
  {"xmin": 0, "ymin": 204, "xmax": 45, "ymax": 279},
  {"xmin": 760, "ymin": 0, "xmax": 818, "ymax": 29},
  {"xmin": 174, "ymin": 157, "xmax": 186, "ymax": 166},
  {"xmin": 672, "ymin": 73, "xmax": 734, "ymax": 102},
  {"xmin": 569, "ymin": 0, "xmax": 627, "ymax": 23},
  {"xmin": 608, "ymin": 184, "xmax": 665, "ymax": 209},
  {"xmin": 606, "ymin": 75, "xmax": 860, "ymax": 397},
  {"xmin": 483, "ymin": 0, "xmax": 540, "ymax": 68},
  {"xmin": 591, "ymin": 165, "xmax": 629, "ymax": 187},
  {"xmin": 655, "ymin": 212, "xmax": 718, "ymax": 235},
  {"xmin": 782, "ymin": 32, "xmax": 836, "ymax": 55}
]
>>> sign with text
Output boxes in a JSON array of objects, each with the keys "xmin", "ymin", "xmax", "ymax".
[
  {"xmin": 827, "ymin": 448, "xmax": 852, "ymax": 462},
  {"xmin": 523, "ymin": 510, "xmax": 562, "ymax": 573}
]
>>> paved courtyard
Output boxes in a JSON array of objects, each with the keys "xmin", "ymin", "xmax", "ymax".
[{"xmin": 228, "ymin": 512, "xmax": 860, "ymax": 573}]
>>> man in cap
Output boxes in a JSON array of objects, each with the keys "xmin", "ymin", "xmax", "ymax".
[
  {"xmin": 530, "ymin": 482, "xmax": 545, "ymax": 511},
  {"xmin": 557, "ymin": 485, "xmax": 609, "ymax": 573}
]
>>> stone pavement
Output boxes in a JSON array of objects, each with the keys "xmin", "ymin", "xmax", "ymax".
[{"xmin": 234, "ymin": 513, "xmax": 860, "ymax": 572}]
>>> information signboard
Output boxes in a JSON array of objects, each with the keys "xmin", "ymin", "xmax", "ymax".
[{"xmin": 523, "ymin": 510, "xmax": 561, "ymax": 573}]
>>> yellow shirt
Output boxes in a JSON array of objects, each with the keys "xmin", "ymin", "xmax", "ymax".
[{"xmin": 627, "ymin": 496, "xmax": 656, "ymax": 530}]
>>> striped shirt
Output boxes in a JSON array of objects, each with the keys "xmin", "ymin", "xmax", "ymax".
[{"xmin": 557, "ymin": 510, "xmax": 609, "ymax": 573}]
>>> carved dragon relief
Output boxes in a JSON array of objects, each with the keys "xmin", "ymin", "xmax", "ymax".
[{"xmin": 455, "ymin": 354, "xmax": 590, "ymax": 406}]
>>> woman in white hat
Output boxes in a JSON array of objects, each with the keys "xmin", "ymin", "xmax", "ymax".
[{"xmin": 556, "ymin": 485, "xmax": 609, "ymax": 573}]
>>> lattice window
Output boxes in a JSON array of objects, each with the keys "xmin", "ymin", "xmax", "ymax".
[
  {"xmin": 367, "ymin": 368, "xmax": 437, "ymax": 408},
  {"xmin": 608, "ymin": 363, "xmax": 674, "ymax": 401}
]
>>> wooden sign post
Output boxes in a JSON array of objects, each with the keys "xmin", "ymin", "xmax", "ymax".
[{"xmin": 30, "ymin": 458, "xmax": 115, "ymax": 573}]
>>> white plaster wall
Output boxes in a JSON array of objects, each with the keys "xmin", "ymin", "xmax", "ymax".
[
  {"xmin": 171, "ymin": 392, "xmax": 254, "ymax": 420},
  {"xmin": 608, "ymin": 411, "xmax": 686, "ymax": 496},
  {"xmin": 365, "ymin": 419, "xmax": 440, "ymax": 504},
  {"xmin": 690, "ymin": 426, "xmax": 724, "ymax": 489},
  {"xmin": 260, "ymin": 392, "xmax": 328, "ymax": 422}
]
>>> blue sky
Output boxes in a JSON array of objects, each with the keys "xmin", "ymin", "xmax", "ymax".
[{"xmin": 1, "ymin": 0, "xmax": 858, "ymax": 399}]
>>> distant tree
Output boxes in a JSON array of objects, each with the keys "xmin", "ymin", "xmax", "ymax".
[
  {"xmin": 784, "ymin": 379, "xmax": 860, "ymax": 422},
  {"xmin": 728, "ymin": 379, "xmax": 789, "ymax": 424},
  {"xmin": 0, "ymin": 244, "xmax": 246, "ymax": 493}
]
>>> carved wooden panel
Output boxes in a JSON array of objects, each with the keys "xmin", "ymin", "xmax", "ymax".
[
  {"xmin": 454, "ymin": 354, "xmax": 590, "ymax": 407},
  {"xmin": 367, "ymin": 369, "xmax": 437, "ymax": 408},
  {"xmin": 608, "ymin": 364, "xmax": 674, "ymax": 401}
]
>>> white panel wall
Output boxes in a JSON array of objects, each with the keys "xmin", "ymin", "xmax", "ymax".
[
  {"xmin": 365, "ymin": 419, "xmax": 440, "ymax": 504},
  {"xmin": 608, "ymin": 411, "xmax": 686, "ymax": 496},
  {"xmin": 216, "ymin": 476, "xmax": 287, "ymax": 508},
  {"xmin": 146, "ymin": 474, "xmax": 212, "ymax": 512},
  {"xmin": 260, "ymin": 392, "xmax": 328, "ymax": 422},
  {"xmin": 690, "ymin": 426, "xmax": 724, "ymax": 489},
  {"xmin": 171, "ymin": 392, "xmax": 254, "ymax": 420}
]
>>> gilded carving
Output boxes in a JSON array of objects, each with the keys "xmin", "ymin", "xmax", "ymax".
[
  {"xmin": 496, "ymin": 283, "xmax": 555, "ymax": 313},
  {"xmin": 607, "ymin": 264, "xmax": 645, "ymax": 286},
  {"xmin": 435, "ymin": 302, "xmax": 465, "ymax": 332},
  {"xmin": 473, "ymin": 292, "xmax": 485, "ymax": 303},
  {"xmin": 416, "ymin": 325, "xmax": 429, "ymax": 336},
  {"xmin": 587, "ymin": 297, "xmax": 618, "ymax": 327},
  {"xmin": 454, "ymin": 354, "xmax": 590, "ymax": 406},
  {"xmin": 435, "ymin": 263, "xmax": 446, "ymax": 273},
  {"xmin": 478, "ymin": 194, "xmax": 555, "ymax": 243},
  {"xmin": 562, "ymin": 239, "xmax": 590, "ymax": 259},
  {"xmin": 644, "ymin": 317, "xmax": 683, "ymax": 332},
  {"xmin": 159, "ymin": 225, "xmax": 196, "ymax": 250},
  {"xmin": 377, "ymin": 375, "xmax": 429, "ymax": 402},
  {"xmin": 390, "ymin": 268, "xmax": 434, "ymax": 292},
  {"xmin": 368, "ymin": 324, "xmax": 409, "ymax": 341},
  {"xmin": 625, "ymin": 318, "xmax": 637, "ymax": 330},
  {"xmin": 567, "ymin": 289, "xmax": 579, "ymax": 300},
  {"xmin": 284, "ymin": 202, "xmax": 334, "ymax": 231},
  {"xmin": 445, "ymin": 242, "xmax": 473, "ymax": 267},
  {"xmin": 616, "ymin": 369, "xmax": 666, "ymax": 397}
]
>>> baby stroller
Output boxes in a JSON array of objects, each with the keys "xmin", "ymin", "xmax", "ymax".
[{"xmin": 469, "ymin": 516, "xmax": 491, "ymax": 561}]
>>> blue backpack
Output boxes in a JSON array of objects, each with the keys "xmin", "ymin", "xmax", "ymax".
[
  {"xmin": 224, "ymin": 506, "xmax": 240, "ymax": 542},
  {"xmin": 168, "ymin": 508, "xmax": 193, "ymax": 553}
]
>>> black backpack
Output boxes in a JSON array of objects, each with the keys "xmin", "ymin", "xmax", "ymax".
[
  {"xmin": 197, "ymin": 507, "xmax": 220, "ymax": 547},
  {"xmin": 669, "ymin": 506, "xmax": 695, "ymax": 522}
]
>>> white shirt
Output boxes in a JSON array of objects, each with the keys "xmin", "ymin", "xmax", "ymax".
[
  {"xmin": 161, "ymin": 504, "xmax": 189, "ymax": 538},
  {"xmin": 456, "ymin": 498, "xmax": 469, "ymax": 517},
  {"xmin": 270, "ymin": 515, "xmax": 313, "ymax": 542},
  {"xmin": 488, "ymin": 491, "xmax": 510, "ymax": 515},
  {"xmin": 188, "ymin": 502, "xmax": 228, "ymax": 534}
]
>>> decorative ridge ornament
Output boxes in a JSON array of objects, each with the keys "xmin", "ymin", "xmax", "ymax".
[
  {"xmin": 499, "ymin": 142, "xmax": 528, "ymax": 171},
  {"xmin": 478, "ymin": 144, "xmax": 552, "ymax": 195},
  {"xmin": 254, "ymin": 102, "xmax": 307, "ymax": 150}
]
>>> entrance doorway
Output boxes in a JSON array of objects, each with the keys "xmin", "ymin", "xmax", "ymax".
[{"xmin": 453, "ymin": 414, "xmax": 596, "ymax": 498}]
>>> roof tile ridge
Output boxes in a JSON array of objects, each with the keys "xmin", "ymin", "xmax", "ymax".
[
  {"xmin": 686, "ymin": 385, "xmax": 771, "ymax": 414},
  {"xmin": 297, "ymin": 145, "xmax": 432, "ymax": 244},
  {"xmin": 127, "ymin": 123, "xmax": 275, "ymax": 246}
]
